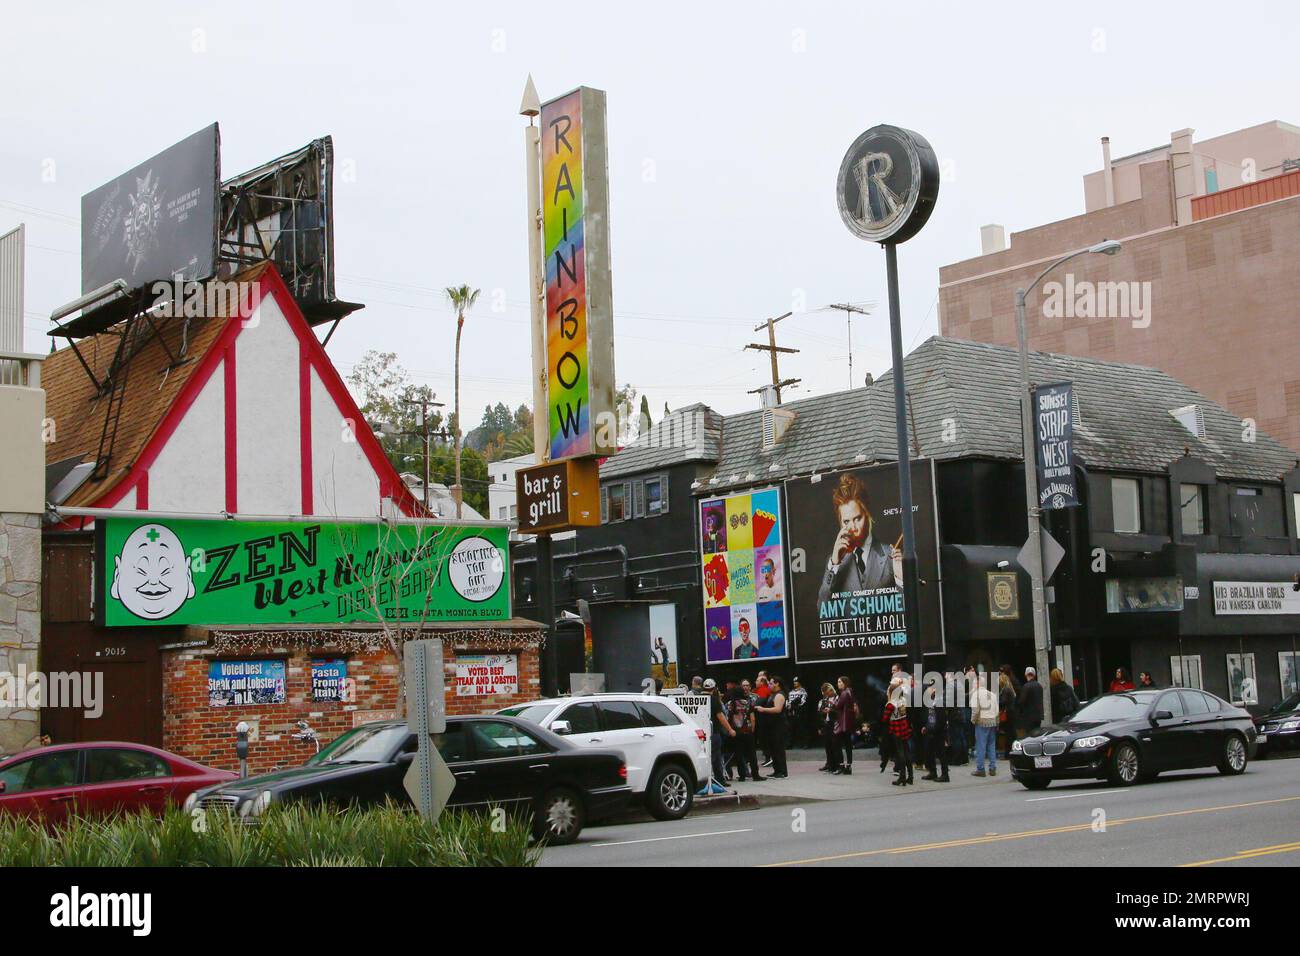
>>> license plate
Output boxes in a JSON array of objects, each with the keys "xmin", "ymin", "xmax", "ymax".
[{"xmin": 1033, "ymin": 755, "xmax": 1052, "ymax": 769}]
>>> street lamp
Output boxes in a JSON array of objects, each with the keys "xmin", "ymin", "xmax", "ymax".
[{"xmin": 1015, "ymin": 239, "xmax": 1121, "ymax": 725}]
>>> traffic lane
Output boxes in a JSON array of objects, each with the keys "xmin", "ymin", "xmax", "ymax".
[{"xmin": 542, "ymin": 759, "xmax": 1300, "ymax": 867}]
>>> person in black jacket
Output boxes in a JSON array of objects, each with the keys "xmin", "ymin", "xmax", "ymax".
[
  {"xmin": 920, "ymin": 698, "xmax": 951, "ymax": 782},
  {"xmin": 1049, "ymin": 668, "xmax": 1079, "ymax": 723},
  {"xmin": 1017, "ymin": 667, "xmax": 1045, "ymax": 736}
]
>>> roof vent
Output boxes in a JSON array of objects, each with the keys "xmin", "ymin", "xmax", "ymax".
[
  {"xmin": 1169, "ymin": 404, "xmax": 1206, "ymax": 440},
  {"xmin": 762, "ymin": 408, "xmax": 795, "ymax": 451}
]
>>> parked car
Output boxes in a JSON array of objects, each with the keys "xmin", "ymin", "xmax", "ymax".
[
  {"xmin": 185, "ymin": 716, "xmax": 630, "ymax": 845},
  {"xmin": 498, "ymin": 693, "xmax": 709, "ymax": 820},
  {"xmin": 0, "ymin": 741, "xmax": 236, "ymax": 823},
  {"xmin": 1254, "ymin": 691, "xmax": 1300, "ymax": 757},
  {"xmin": 1009, "ymin": 688, "xmax": 1257, "ymax": 790}
]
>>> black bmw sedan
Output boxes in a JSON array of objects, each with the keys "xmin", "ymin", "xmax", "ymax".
[
  {"xmin": 185, "ymin": 716, "xmax": 630, "ymax": 844},
  {"xmin": 1009, "ymin": 688, "xmax": 1257, "ymax": 790}
]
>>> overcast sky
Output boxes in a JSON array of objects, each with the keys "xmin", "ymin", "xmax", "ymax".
[{"xmin": 3, "ymin": 2, "xmax": 1297, "ymax": 427}]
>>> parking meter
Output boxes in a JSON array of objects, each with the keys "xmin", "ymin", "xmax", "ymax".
[{"xmin": 235, "ymin": 721, "xmax": 250, "ymax": 779}]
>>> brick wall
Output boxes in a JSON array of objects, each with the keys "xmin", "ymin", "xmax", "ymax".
[
  {"xmin": 162, "ymin": 642, "xmax": 541, "ymax": 774},
  {"xmin": 939, "ymin": 187, "xmax": 1300, "ymax": 453}
]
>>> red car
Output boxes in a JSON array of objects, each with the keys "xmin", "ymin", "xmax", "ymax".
[{"xmin": 0, "ymin": 742, "xmax": 237, "ymax": 823}]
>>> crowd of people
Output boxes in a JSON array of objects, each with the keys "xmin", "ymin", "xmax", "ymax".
[{"xmin": 690, "ymin": 662, "xmax": 1090, "ymax": 788}]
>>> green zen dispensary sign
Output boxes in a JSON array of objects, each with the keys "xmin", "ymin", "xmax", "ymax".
[{"xmin": 96, "ymin": 517, "xmax": 510, "ymax": 628}]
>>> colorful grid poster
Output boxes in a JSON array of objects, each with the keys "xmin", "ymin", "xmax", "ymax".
[{"xmin": 699, "ymin": 487, "xmax": 788, "ymax": 663}]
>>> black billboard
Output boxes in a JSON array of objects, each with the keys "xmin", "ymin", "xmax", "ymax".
[
  {"xmin": 81, "ymin": 123, "xmax": 220, "ymax": 294},
  {"xmin": 785, "ymin": 460, "xmax": 944, "ymax": 664},
  {"xmin": 1032, "ymin": 382, "xmax": 1080, "ymax": 510}
]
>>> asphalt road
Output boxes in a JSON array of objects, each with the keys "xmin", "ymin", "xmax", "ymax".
[{"xmin": 541, "ymin": 755, "xmax": 1300, "ymax": 867}]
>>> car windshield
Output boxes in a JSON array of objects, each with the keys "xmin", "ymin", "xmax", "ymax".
[
  {"xmin": 307, "ymin": 724, "xmax": 407, "ymax": 765},
  {"xmin": 497, "ymin": 703, "xmax": 558, "ymax": 725},
  {"xmin": 1269, "ymin": 692, "xmax": 1300, "ymax": 714},
  {"xmin": 1070, "ymin": 692, "xmax": 1159, "ymax": 722}
]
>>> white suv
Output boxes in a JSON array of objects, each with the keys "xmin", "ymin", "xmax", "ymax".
[{"xmin": 498, "ymin": 694, "xmax": 709, "ymax": 820}]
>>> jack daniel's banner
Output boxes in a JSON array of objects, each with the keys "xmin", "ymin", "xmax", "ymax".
[{"xmin": 1033, "ymin": 382, "xmax": 1080, "ymax": 510}]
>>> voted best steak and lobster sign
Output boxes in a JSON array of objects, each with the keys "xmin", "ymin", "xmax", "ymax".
[{"xmin": 95, "ymin": 517, "xmax": 510, "ymax": 627}]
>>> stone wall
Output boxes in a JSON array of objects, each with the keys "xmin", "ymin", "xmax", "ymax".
[{"xmin": 0, "ymin": 512, "xmax": 41, "ymax": 755}]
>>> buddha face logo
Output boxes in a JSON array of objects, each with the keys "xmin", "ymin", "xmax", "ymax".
[{"xmin": 110, "ymin": 523, "xmax": 196, "ymax": 620}]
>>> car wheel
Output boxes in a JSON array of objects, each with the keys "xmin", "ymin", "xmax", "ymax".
[
  {"xmin": 1217, "ymin": 733, "xmax": 1248, "ymax": 776},
  {"xmin": 1019, "ymin": 777, "xmax": 1051, "ymax": 791},
  {"xmin": 646, "ymin": 763, "xmax": 694, "ymax": 821},
  {"xmin": 1109, "ymin": 741, "xmax": 1141, "ymax": 785},
  {"xmin": 533, "ymin": 788, "xmax": 585, "ymax": 845}
]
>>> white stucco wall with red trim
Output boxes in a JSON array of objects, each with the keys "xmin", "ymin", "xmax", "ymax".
[{"xmin": 88, "ymin": 268, "xmax": 416, "ymax": 520}]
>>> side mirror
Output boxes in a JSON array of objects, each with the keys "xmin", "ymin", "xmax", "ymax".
[
  {"xmin": 549, "ymin": 720, "xmax": 572, "ymax": 736},
  {"xmin": 395, "ymin": 752, "xmax": 416, "ymax": 766},
  {"xmin": 1151, "ymin": 710, "xmax": 1174, "ymax": 724}
]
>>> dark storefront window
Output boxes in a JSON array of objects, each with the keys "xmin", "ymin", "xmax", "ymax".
[
  {"xmin": 1179, "ymin": 483, "xmax": 1205, "ymax": 535},
  {"xmin": 1112, "ymin": 477, "xmax": 1142, "ymax": 533}
]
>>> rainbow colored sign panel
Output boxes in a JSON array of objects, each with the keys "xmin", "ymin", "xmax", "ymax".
[
  {"xmin": 699, "ymin": 487, "xmax": 789, "ymax": 663},
  {"xmin": 540, "ymin": 87, "xmax": 616, "ymax": 461}
]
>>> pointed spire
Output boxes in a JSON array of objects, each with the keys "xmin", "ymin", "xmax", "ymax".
[{"xmin": 519, "ymin": 74, "xmax": 540, "ymax": 117}]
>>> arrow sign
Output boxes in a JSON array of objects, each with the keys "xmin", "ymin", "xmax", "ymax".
[
  {"xmin": 1017, "ymin": 528, "xmax": 1066, "ymax": 583},
  {"xmin": 403, "ymin": 741, "xmax": 457, "ymax": 822}
]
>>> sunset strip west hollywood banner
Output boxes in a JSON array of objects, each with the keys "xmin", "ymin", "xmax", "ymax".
[
  {"xmin": 96, "ymin": 517, "xmax": 510, "ymax": 627},
  {"xmin": 539, "ymin": 87, "xmax": 617, "ymax": 460}
]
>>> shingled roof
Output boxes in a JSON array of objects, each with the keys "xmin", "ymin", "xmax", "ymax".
[
  {"xmin": 41, "ymin": 264, "xmax": 273, "ymax": 507},
  {"xmin": 600, "ymin": 403, "xmax": 723, "ymax": 479},
  {"xmin": 598, "ymin": 336, "xmax": 1298, "ymax": 491}
]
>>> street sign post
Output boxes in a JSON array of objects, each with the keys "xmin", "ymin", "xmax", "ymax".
[
  {"xmin": 836, "ymin": 124, "xmax": 940, "ymax": 668},
  {"xmin": 403, "ymin": 639, "xmax": 454, "ymax": 822}
]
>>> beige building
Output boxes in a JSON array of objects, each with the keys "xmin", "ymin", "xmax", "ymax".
[{"xmin": 940, "ymin": 121, "xmax": 1300, "ymax": 453}]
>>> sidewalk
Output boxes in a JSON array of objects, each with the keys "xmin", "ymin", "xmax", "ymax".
[{"xmin": 701, "ymin": 745, "xmax": 1011, "ymax": 808}]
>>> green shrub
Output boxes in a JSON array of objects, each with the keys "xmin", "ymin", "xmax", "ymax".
[{"xmin": 0, "ymin": 803, "xmax": 540, "ymax": 867}]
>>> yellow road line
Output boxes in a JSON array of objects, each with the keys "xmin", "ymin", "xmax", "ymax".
[
  {"xmin": 1179, "ymin": 841, "xmax": 1300, "ymax": 868},
  {"xmin": 763, "ymin": 794, "xmax": 1300, "ymax": 867}
]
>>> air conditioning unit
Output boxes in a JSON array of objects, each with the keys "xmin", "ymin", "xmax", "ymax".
[{"xmin": 762, "ymin": 408, "xmax": 795, "ymax": 450}]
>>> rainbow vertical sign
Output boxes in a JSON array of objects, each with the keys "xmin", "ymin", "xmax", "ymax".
[{"xmin": 539, "ymin": 87, "xmax": 616, "ymax": 461}]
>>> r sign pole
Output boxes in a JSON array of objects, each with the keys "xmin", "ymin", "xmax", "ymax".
[{"xmin": 836, "ymin": 125, "xmax": 939, "ymax": 670}]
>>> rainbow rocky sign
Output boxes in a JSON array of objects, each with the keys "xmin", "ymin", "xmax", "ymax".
[
  {"xmin": 539, "ymin": 86, "xmax": 617, "ymax": 460},
  {"xmin": 96, "ymin": 517, "xmax": 510, "ymax": 627}
]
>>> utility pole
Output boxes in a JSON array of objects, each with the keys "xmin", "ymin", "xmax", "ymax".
[
  {"xmin": 745, "ymin": 312, "xmax": 800, "ymax": 402},
  {"xmin": 398, "ymin": 394, "xmax": 446, "ymax": 512},
  {"xmin": 827, "ymin": 302, "xmax": 872, "ymax": 389}
]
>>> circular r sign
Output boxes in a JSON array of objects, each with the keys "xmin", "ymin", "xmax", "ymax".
[{"xmin": 836, "ymin": 125, "xmax": 939, "ymax": 244}]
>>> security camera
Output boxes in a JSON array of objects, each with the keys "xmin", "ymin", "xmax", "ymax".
[{"xmin": 996, "ymin": 560, "xmax": 1010, "ymax": 569}]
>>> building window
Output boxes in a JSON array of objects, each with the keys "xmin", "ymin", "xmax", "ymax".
[
  {"xmin": 498, "ymin": 506, "xmax": 507, "ymax": 519},
  {"xmin": 1229, "ymin": 486, "xmax": 1263, "ymax": 536},
  {"xmin": 644, "ymin": 476, "xmax": 667, "ymax": 516},
  {"xmin": 1226, "ymin": 653, "xmax": 1258, "ymax": 706},
  {"xmin": 1179, "ymin": 484, "xmax": 1206, "ymax": 536},
  {"xmin": 1280, "ymin": 652, "xmax": 1299, "ymax": 698},
  {"xmin": 1292, "ymin": 492, "xmax": 1300, "ymax": 538},
  {"xmin": 509, "ymin": 504, "xmax": 517, "ymax": 518},
  {"xmin": 1170, "ymin": 655, "xmax": 1203, "ymax": 690},
  {"xmin": 1112, "ymin": 477, "xmax": 1141, "ymax": 533},
  {"xmin": 606, "ymin": 483, "xmax": 627, "ymax": 522}
]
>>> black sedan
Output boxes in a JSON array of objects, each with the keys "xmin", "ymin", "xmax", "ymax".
[
  {"xmin": 185, "ymin": 716, "xmax": 630, "ymax": 844},
  {"xmin": 1009, "ymin": 688, "xmax": 1257, "ymax": 790},
  {"xmin": 1255, "ymin": 691, "xmax": 1300, "ymax": 756}
]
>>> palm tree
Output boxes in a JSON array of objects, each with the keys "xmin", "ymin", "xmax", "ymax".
[{"xmin": 444, "ymin": 284, "xmax": 480, "ymax": 518}]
